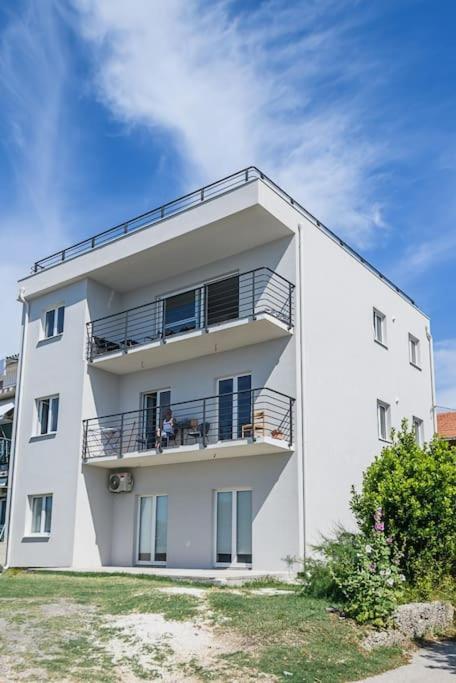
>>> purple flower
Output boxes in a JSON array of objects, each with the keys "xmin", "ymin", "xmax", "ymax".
[{"xmin": 374, "ymin": 521, "xmax": 385, "ymax": 532}]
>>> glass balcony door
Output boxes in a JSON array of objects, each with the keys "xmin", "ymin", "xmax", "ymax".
[
  {"xmin": 218, "ymin": 375, "xmax": 252, "ymax": 441},
  {"xmin": 137, "ymin": 495, "xmax": 168, "ymax": 564},
  {"xmin": 164, "ymin": 289, "xmax": 200, "ymax": 337},
  {"xmin": 215, "ymin": 490, "xmax": 252, "ymax": 566},
  {"xmin": 142, "ymin": 390, "xmax": 171, "ymax": 449}
]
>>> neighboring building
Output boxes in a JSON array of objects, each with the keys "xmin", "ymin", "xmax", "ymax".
[
  {"xmin": 6, "ymin": 168, "xmax": 435, "ymax": 571},
  {"xmin": 437, "ymin": 411, "xmax": 456, "ymax": 447},
  {"xmin": 0, "ymin": 354, "xmax": 18, "ymax": 541}
]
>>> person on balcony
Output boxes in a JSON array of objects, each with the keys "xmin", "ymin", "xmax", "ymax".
[{"xmin": 156, "ymin": 408, "xmax": 176, "ymax": 450}]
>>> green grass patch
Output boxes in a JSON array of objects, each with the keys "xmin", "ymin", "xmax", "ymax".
[{"xmin": 209, "ymin": 591, "xmax": 406, "ymax": 682}]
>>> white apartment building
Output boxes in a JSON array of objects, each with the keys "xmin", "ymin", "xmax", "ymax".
[{"xmin": 6, "ymin": 168, "xmax": 435, "ymax": 572}]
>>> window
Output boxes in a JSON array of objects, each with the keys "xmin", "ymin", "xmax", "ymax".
[
  {"xmin": 409, "ymin": 334, "xmax": 420, "ymax": 367},
  {"xmin": 36, "ymin": 396, "xmax": 59, "ymax": 435},
  {"xmin": 164, "ymin": 290, "xmax": 199, "ymax": 336},
  {"xmin": 44, "ymin": 306, "xmax": 65, "ymax": 339},
  {"xmin": 377, "ymin": 400, "xmax": 390, "ymax": 441},
  {"xmin": 218, "ymin": 374, "xmax": 252, "ymax": 440},
  {"xmin": 215, "ymin": 489, "xmax": 252, "ymax": 565},
  {"xmin": 413, "ymin": 417, "xmax": 424, "ymax": 446},
  {"xmin": 373, "ymin": 309, "xmax": 386, "ymax": 346},
  {"xmin": 137, "ymin": 495, "xmax": 168, "ymax": 564},
  {"xmin": 30, "ymin": 494, "xmax": 52, "ymax": 535}
]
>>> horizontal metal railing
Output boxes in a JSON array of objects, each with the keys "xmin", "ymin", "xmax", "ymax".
[
  {"xmin": 29, "ymin": 165, "xmax": 415, "ymax": 306},
  {"xmin": 33, "ymin": 167, "xmax": 261, "ymax": 273},
  {"xmin": 82, "ymin": 387, "xmax": 294, "ymax": 460},
  {"xmin": 86, "ymin": 267, "xmax": 294, "ymax": 361}
]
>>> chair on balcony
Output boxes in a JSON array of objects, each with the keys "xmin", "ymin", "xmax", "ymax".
[{"xmin": 241, "ymin": 410, "xmax": 266, "ymax": 439}]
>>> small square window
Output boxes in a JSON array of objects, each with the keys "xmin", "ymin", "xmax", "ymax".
[
  {"xmin": 44, "ymin": 306, "xmax": 64, "ymax": 339},
  {"xmin": 409, "ymin": 335, "xmax": 420, "ymax": 368},
  {"xmin": 373, "ymin": 309, "xmax": 386, "ymax": 346},
  {"xmin": 36, "ymin": 396, "xmax": 59, "ymax": 435},
  {"xmin": 377, "ymin": 400, "xmax": 390, "ymax": 441},
  {"xmin": 412, "ymin": 417, "xmax": 424, "ymax": 446},
  {"xmin": 30, "ymin": 494, "xmax": 53, "ymax": 535}
]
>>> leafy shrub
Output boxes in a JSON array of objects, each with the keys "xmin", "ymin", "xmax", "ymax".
[
  {"xmin": 299, "ymin": 528, "xmax": 358, "ymax": 600},
  {"xmin": 351, "ymin": 422, "xmax": 456, "ymax": 585},
  {"xmin": 328, "ymin": 509, "xmax": 405, "ymax": 627}
]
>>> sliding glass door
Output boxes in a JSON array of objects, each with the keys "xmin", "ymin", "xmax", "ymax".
[
  {"xmin": 215, "ymin": 489, "xmax": 252, "ymax": 565},
  {"xmin": 142, "ymin": 390, "xmax": 171, "ymax": 449},
  {"xmin": 218, "ymin": 375, "xmax": 252, "ymax": 440},
  {"xmin": 137, "ymin": 495, "xmax": 168, "ymax": 564}
]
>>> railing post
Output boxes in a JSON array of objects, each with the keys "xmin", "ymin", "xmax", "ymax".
[
  {"xmin": 161, "ymin": 299, "xmax": 167, "ymax": 342},
  {"xmin": 250, "ymin": 389, "xmax": 256, "ymax": 441},
  {"xmin": 119, "ymin": 414, "xmax": 124, "ymax": 459},
  {"xmin": 87, "ymin": 324, "xmax": 93, "ymax": 362},
  {"xmin": 252, "ymin": 270, "xmax": 256, "ymax": 320},
  {"xmin": 123, "ymin": 311, "xmax": 129, "ymax": 351},
  {"xmin": 288, "ymin": 284, "xmax": 293, "ymax": 329},
  {"xmin": 204, "ymin": 284, "xmax": 209, "ymax": 332},
  {"xmin": 289, "ymin": 397, "xmax": 293, "ymax": 447},
  {"xmin": 82, "ymin": 420, "xmax": 88, "ymax": 460},
  {"xmin": 202, "ymin": 398, "xmax": 207, "ymax": 447}
]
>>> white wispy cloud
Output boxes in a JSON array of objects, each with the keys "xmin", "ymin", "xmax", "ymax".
[
  {"xmin": 71, "ymin": 0, "xmax": 390, "ymax": 248},
  {"xmin": 0, "ymin": 2, "xmax": 73, "ymax": 355},
  {"xmin": 434, "ymin": 339, "xmax": 456, "ymax": 410}
]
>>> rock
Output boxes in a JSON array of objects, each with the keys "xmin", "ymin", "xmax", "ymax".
[{"xmin": 362, "ymin": 601, "xmax": 454, "ymax": 650}]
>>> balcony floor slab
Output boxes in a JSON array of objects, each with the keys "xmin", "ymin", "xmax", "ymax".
[
  {"xmin": 89, "ymin": 313, "xmax": 292, "ymax": 375},
  {"xmin": 83, "ymin": 436, "xmax": 293, "ymax": 468}
]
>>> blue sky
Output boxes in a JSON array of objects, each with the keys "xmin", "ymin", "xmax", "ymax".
[{"xmin": 0, "ymin": 1, "xmax": 455, "ymax": 406}]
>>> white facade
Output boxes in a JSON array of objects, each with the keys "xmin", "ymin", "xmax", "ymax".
[{"xmin": 6, "ymin": 170, "xmax": 435, "ymax": 570}]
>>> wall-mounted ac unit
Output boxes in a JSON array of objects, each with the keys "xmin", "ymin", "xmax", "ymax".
[{"xmin": 108, "ymin": 472, "xmax": 133, "ymax": 493}]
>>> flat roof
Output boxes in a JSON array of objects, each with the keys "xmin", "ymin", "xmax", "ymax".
[{"xmin": 26, "ymin": 165, "xmax": 417, "ymax": 308}]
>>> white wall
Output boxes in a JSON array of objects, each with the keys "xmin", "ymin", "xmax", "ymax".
[{"xmin": 300, "ymin": 221, "xmax": 434, "ymax": 548}]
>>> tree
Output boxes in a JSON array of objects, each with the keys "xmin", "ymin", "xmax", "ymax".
[{"xmin": 351, "ymin": 421, "xmax": 456, "ymax": 584}]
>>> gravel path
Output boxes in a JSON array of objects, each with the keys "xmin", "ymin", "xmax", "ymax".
[{"xmin": 359, "ymin": 640, "xmax": 456, "ymax": 681}]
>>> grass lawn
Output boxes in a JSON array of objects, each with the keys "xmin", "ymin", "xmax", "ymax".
[{"xmin": 0, "ymin": 570, "xmax": 406, "ymax": 682}]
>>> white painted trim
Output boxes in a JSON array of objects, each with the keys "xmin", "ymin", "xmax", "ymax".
[{"xmin": 213, "ymin": 488, "xmax": 252, "ymax": 569}]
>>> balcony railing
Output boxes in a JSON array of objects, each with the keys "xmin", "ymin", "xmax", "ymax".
[
  {"xmin": 0, "ymin": 438, "xmax": 10, "ymax": 467},
  {"xmin": 82, "ymin": 387, "xmax": 294, "ymax": 460},
  {"xmin": 86, "ymin": 267, "xmax": 294, "ymax": 361}
]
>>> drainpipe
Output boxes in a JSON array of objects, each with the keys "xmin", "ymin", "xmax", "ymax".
[
  {"xmin": 4, "ymin": 288, "xmax": 29, "ymax": 569},
  {"xmin": 425, "ymin": 326, "xmax": 437, "ymax": 434},
  {"xmin": 295, "ymin": 224, "xmax": 307, "ymax": 564}
]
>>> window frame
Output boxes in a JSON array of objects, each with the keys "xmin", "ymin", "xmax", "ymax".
[
  {"xmin": 373, "ymin": 308, "xmax": 387, "ymax": 347},
  {"xmin": 214, "ymin": 487, "xmax": 253, "ymax": 568},
  {"xmin": 409, "ymin": 334, "xmax": 421, "ymax": 369},
  {"xmin": 43, "ymin": 305, "xmax": 65, "ymax": 340},
  {"xmin": 135, "ymin": 494, "xmax": 168, "ymax": 566},
  {"xmin": 412, "ymin": 416, "xmax": 424, "ymax": 446},
  {"xmin": 377, "ymin": 400, "xmax": 391, "ymax": 442},
  {"xmin": 28, "ymin": 494, "xmax": 53, "ymax": 536},
  {"xmin": 35, "ymin": 395, "xmax": 59, "ymax": 436}
]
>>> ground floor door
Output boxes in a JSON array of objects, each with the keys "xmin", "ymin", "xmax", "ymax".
[
  {"xmin": 137, "ymin": 495, "xmax": 168, "ymax": 564},
  {"xmin": 215, "ymin": 489, "xmax": 252, "ymax": 566},
  {"xmin": 0, "ymin": 496, "xmax": 6, "ymax": 540}
]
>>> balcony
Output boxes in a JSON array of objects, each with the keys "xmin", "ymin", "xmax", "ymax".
[
  {"xmin": 82, "ymin": 387, "xmax": 294, "ymax": 468},
  {"xmin": 87, "ymin": 268, "xmax": 294, "ymax": 374},
  {"xmin": 0, "ymin": 438, "xmax": 10, "ymax": 489}
]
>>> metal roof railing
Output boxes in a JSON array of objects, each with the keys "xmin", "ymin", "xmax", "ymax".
[{"xmin": 30, "ymin": 165, "xmax": 415, "ymax": 307}]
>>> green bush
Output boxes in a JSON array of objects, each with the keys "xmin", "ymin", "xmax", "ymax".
[
  {"xmin": 299, "ymin": 528, "xmax": 358, "ymax": 600},
  {"xmin": 351, "ymin": 422, "xmax": 456, "ymax": 585},
  {"xmin": 328, "ymin": 509, "xmax": 405, "ymax": 627}
]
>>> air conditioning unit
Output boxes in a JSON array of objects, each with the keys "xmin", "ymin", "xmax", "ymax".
[{"xmin": 108, "ymin": 472, "xmax": 133, "ymax": 493}]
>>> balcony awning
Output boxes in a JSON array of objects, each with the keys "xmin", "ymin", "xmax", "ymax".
[{"xmin": 0, "ymin": 401, "xmax": 14, "ymax": 423}]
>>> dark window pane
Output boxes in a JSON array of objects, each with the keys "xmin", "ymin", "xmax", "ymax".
[
  {"xmin": 165, "ymin": 290, "xmax": 197, "ymax": 335},
  {"xmin": 57, "ymin": 306, "xmax": 65, "ymax": 334},
  {"xmin": 236, "ymin": 554, "xmax": 252, "ymax": 564},
  {"xmin": 39, "ymin": 399, "xmax": 50, "ymax": 434},
  {"xmin": 207, "ymin": 276, "xmax": 239, "ymax": 326},
  {"xmin": 50, "ymin": 397, "xmax": 59, "ymax": 432},
  {"xmin": 44, "ymin": 496, "xmax": 52, "ymax": 533},
  {"xmin": 45, "ymin": 310, "xmax": 55, "ymax": 338},
  {"xmin": 217, "ymin": 553, "xmax": 232, "ymax": 563}
]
